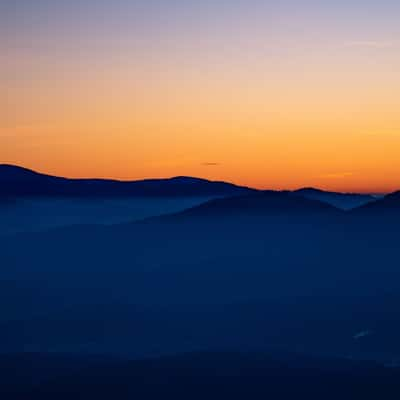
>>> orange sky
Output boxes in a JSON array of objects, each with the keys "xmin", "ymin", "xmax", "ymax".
[{"xmin": 1, "ymin": 1, "xmax": 400, "ymax": 193}]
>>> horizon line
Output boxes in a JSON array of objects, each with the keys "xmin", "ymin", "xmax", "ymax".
[{"xmin": 0, "ymin": 163, "xmax": 393, "ymax": 196}]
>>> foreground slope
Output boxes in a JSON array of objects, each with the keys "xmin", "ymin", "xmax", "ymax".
[
  {"xmin": 1, "ymin": 191, "xmax": 399, "ymax": 360},
  {"xmin": 2, "ymin": 352, "xmax": 400, "ymax": 400}
]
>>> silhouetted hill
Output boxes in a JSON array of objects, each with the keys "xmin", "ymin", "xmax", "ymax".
[
  {"xmin": 0, "ymin": 165, "xmax": 254, "ymax": 198},
  {"xmin": 294, "ymin": 187, "xmax": 375, "ymax": 210},
  {"xmin": 173, "ymin": 190, "xmax": 342, "ymax": 219},
  {"xmin": 2, "ymin": 352, "xmax": 399, "ymax": 399},
  {"xmin": 354, "ymin": 191, "xmax": 400, "ymax": 215}
]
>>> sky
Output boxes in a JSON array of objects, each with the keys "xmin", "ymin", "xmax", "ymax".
[{"xmin": 1, "ymin": 0, "xmax": 400, "ymax": 193}]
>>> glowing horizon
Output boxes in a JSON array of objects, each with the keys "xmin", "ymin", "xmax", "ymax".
[
  {"xmin": 2, "ymin": 1, "xmax": 400, "ymax": 194},
  {"xmin": 1, "ymin": 162, "xmax": 394, "ymax": 195}
]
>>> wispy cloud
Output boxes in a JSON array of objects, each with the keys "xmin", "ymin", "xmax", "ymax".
[
  {"xmin": 202, "ymin": 162, "xmax": 220, "ymax": 167},
  {"xmin": 344, "ymin": 40, "xmax": 394, "ymax": 49}
]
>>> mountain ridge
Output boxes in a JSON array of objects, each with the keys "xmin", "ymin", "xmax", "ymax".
[
  {"xmin": 0, "ymin": 164, "xmax": 254, "ymax": 198},
  {"xmin": 353, "ymin": 190, "xmax": 400, "ymax": 215},
  {"xmin": 170, "ymin": 190, "xmax": 343, "ymax": 219},
  {"xmin": 1, "ymin": 165, "xmax": 398, "ymax": 213},
  {"xmin": 294, "ymin": 187, "xmax": 376, "ymax": 210}
]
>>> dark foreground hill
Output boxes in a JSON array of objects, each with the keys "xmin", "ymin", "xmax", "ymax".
[
  {"xmin": 2, "ymin": 352, "xmax": 400, "ymax": 400},
  {"xmin": 0, "ymin": 165, "xmax": 254, "ymax": 198}
]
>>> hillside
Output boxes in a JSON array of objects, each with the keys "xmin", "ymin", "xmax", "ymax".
[
  {"xmin": 294, "ymin": 188, "xmax": 375, "ymax": 210},
  {"xmin": 0, "ymin": 165, "xmax": 254, "ymax": 198}
]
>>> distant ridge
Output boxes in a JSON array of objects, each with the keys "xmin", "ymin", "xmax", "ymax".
[
  {"xmin": 354, "ymin": 190, "xmax": 400, "ymax": 215},
  {"xmin": 0, "ymin": 165, "xmax": 395, "ymax": 209},
  {"xmin": 0, "ymin": 165, "xmax": 254, "ymax": 198},
  {"xmin": 294, "ymin": 187, "xmax": 375, "ymax": 210},
  {"xmin": 171, "ymin": 191, "xmax": 342, "ymax": 219}
]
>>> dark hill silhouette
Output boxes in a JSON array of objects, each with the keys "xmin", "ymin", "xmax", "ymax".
[
  {"xmin": 0, "ymin": 165, "xmax": 254, "ymax": 198},
  {"xmin": 1, "ymin": 164, "xmax": 385, "ymax": 211},
  {"xmin": 350, "ymin": 191, "xmax": 400, "ymax": 229},
  {"xmin": 355, "ymin": 191, "xmax": 400, "ymax": 214},
  {"xmin": 172, "ymin": 190, "xmax": 342, "ymax": 219},
  {"xmin": 294, "ymin": 187, "xmax": 375, "ymax": 210}
]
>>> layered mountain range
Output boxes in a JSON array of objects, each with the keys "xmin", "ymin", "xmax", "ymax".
[{"xmin": 1, "ymin": 164, "xmax": 399, "ymax": 372}]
